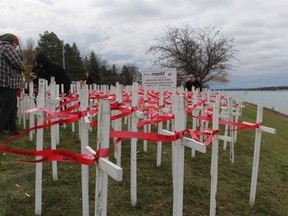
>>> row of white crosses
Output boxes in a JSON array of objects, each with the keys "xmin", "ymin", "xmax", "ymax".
[
  {"xmin": 74, "ymin": 84, "xmax": 123, "ymax": 216},
  {"xmin": 16, "ymin": 80, "xmax": 275, "ymax": 215},
  {"xmin": 79, "ymin": 84, "xmax": 274, "ymax": 214},
  {"xmin": 16, "ymin": 79, "xmax": 120, "ymax": 216},
  {"xmin": 219, "ymin": 94, "xmax": 244, "ymax": 164},
  {"xmin": 33, "ymin": 78, "xmax": 64, "ymax": 215},
  {"xmin": 88, "ymin": 84, "xmax": 271, "ymax": 215},
  {"xmin": 118, "ymin": 83, "xmax": 220, "ymax": 215},
  {"xmin": 19, "ymin": 79, "xmax": 76, "ymax": 215},
  {"xmin": 114, "ymin": 84, "xmax": 275, "ymax": 215},
  {"xmin": 161, "ymin": 90, "xmax": 232, "ymax": 216}
]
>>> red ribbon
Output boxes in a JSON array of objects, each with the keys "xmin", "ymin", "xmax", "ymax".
[{"xmin": 0, "ymin": 146, "xmax": 109, "ymax": 165}]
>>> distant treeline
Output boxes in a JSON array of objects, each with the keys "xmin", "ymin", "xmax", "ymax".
[{"xmin": 216, "ymin": 86, "xmax": 288, "ymax": 91}]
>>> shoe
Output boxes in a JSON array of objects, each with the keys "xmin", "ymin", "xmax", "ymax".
[{"xmin": 9, "ymin": 130, "xmax": 21, "ymax": 136}]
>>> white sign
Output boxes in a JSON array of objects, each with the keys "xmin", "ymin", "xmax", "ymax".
[{"xmin": 142, "ymin": 68, "xmax": 177, "ymax": 88}]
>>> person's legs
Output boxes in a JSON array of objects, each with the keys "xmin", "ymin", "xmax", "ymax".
[
  {"xmin": 7, "ymin": 89, "xmax": 18, "ymax": 132},
  {"xmin": 0, "ymin": 88, "xmax": 12, "ymax": 131},
  {"xmin": 0, "ymin": 88, "xmax": 18, "ymax": 133}
]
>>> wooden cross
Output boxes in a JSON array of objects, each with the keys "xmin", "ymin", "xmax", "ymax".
[
  {"xmin": 243, "ymin": 104, "xmax": 276, "ymax": 206},
  {"xmin": 35, "ymin": 78, "xmax": 46, "ymax": 216},
  {"xmin": 86, "ymin": 99, "xmax": 123, "ymax": 216},
  {"xmin": 161, "ymin": 94, "xmax": 207, "ymax": 216}
]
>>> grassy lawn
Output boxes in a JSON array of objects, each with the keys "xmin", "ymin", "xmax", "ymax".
[{"xmin": 0, "ymin": 103, "xmax": 287, "ymax": 215}]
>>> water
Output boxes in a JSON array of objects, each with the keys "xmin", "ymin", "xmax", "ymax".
[{"xmin": 220, "ymin": 90, "xmax": 288, "ymax": 115}]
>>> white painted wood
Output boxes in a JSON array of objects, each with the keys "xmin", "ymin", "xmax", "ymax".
[
  {"xmin": 79, "ymin": 84, "xmax": 90, "ymax": 216},
  {"xmin": 191, "ymin": 91, "xmax": 198, "ymax": 158},
  {"xmin": 130, "ymin": 82, "xmax": 138, "ymax": 206},
  {"xmin": 249, "ymin": 104, "xmax": 263, "ymax": 207},
  {"xmin": 210, "ymin": 100, "xmax": 219, "ymax": 216},
  {"xmin": 157, "ymin": 87, "xmax": 164, "ymax": 166},
  {"xmin": 98, "ymin": 158, "xmax": 123, "ymax": 182},
  {"xmin": 49, "ymin": 82, "xmax": 58, "ymax": 181},
  {"xmin": 94, "ymin": 99, "xmax": 123, "ymax": 216},
  {"xmin": 35, "ymin": 79, "xmax": 45, "ymax": 216},
  {"xmin": 95, "ymin": 99, "xmax": 109, "ymax": 216},
  {"xmin": 172, "ymin": 95, "xmax": 185, "ymax": 216},
  {"xmin": 199, "ymin": 94, "xmax": 205, "ymax": 143},
  {"xmin": 248, "ymin": 104, "xmax": 276, "ymax": 206},
  {"xmin": 135, "ymin": 110, "xmax": 144, "ymax": 118},
  {"xmin": 227, "ymin": 97, "xmax": 235, "ymax": 163},
  {"xmin": 19, "ymin": 87, "xmax": 26, "ymax": 128},
  {"xmin": 233, "ymin": 98, "xmax": 243, "ymax": 143},
  {"xmin": 55, "ymin": 84, "xmax": 61, "ymax": 144},
  {"xmin": 143, "ymin": 87, "xmax": 148, "ymax": 152},
  {"xmin": 70, "ymin": 83, "xmax": 76, "ymax": 133},
  {"xmin": 243, "ymin": 122, "xmax": 276, "ymax": 134},
  {"xmin": 161, "ymin": 129, "xmax": 206, "ymax": 153},
  {"xmin": 217, "ymin": 135, "xmax": 233, "ymax": 143},
  {"xmin": 114, "ymin": 82, "xmax": 123, "ymax": 167},
  {"xmin": 29, "ymin": 81, "xmax": 35, "ymax": 141}
]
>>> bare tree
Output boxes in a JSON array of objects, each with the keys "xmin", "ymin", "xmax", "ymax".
[
  {"xmin": 19, "ymin": 37, "xmax": 36, "ymax": 76},
  {"xmin": 24, "ymin": 37, "xmax": 36, "ymax": 65},
  {"xmin": 147, "ymin": 24, "xmax": 238, "ymax": 86}
]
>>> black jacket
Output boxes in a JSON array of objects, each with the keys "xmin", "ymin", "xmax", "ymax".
[
  {"xmin": 35, "ymin": 53, "xmax": 71, "ymax": 94},
  {"xmin": 185, "ymin": 80, "xmax": 202, "ymax": 92}
]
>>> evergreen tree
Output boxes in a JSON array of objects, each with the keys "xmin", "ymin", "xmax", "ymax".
[
  {"xmin": 121, "ymin": 64, "xmax": 138, "ymax": 86},
  {"xmin": 88, "ymin": 50, "xmax": 102, "ymax": 84},
  {"xmin": 36, "ymin": 31, "xmax": 63, "ymax": 66},
  {"xmin": 111, "ymin": 64, "xmax": 118, "ymax": 76},
  {"xmin": 101, "ymin": 62, "xmax": 120, "ymax": 86},
  {"xmin": 64, "ymin": 43, "xmax": 84, "ymax": 81}
]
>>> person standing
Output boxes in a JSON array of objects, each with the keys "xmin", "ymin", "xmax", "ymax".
[
  {"xmin": 34, "ymin": 53, "xmax": 71, "ymax": 95},
  {"xmin": 29, "ymin": 61, "xmax": 44, "ymax": 102},
  {"xmin": 83, "ymin": 72, "xmax": 95, "ymax": 85},
  {"xmin": 30, "ymin": 60, "xmax": 45, "ymax": 89},
  {"xmin": 0, "ymin": 33, "xmax": 25, "ymax": 139},
  {"xmin": 185, "ymin": 74, "xmax": 202, "ymax": 92}
]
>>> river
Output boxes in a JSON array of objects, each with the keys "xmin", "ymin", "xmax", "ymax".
[{"xmin": 220, "ymin": 90, "xmax": 288, "ymax": 115}]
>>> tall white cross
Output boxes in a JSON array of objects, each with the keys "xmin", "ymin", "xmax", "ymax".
[{"xmin": 87, "ymin": 99, "xmax": 123, "ymax": 216}]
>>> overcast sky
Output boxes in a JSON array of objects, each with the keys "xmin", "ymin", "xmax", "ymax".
[{"xmin": 1, "ymin": 0, "xmax": 288, "ymax": 89}]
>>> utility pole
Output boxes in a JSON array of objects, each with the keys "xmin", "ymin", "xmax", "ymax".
[{"xmin": 62, "ymin": 41, "xmax": 65, "ymax": 69}]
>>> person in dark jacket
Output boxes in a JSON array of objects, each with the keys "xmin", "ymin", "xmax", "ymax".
[
  {"xmin": 33, "ymin": 53, "xmax": 71, "ymax": 94},
  {"xmin": 83, "ymin": 72, "xmax": 95, "ymax": 85},
  {"xmin": 185, "ymin": 74, "xmax": 202, "ymax": 92},
  {"xmin": 0, "ymin": 33, "xmax": 24, "ymax": 138},
  {"xmin": 29, "ymin": 61, "xmax": 45, "ymax": 102}
]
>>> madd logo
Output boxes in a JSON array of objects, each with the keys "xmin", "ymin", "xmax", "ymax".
[{"xmin": 151, "ymin": 71, "xmax": 165, "ymax": 76}]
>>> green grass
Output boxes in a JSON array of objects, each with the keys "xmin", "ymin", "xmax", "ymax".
[{"xmin": 0, "ymin": 103, "xmax": 287, "ymax": 215}]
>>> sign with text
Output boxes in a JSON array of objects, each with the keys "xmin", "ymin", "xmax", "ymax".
[{"xmin": 142, "ymin": 68, "xmax": 177, "ymax": 88}]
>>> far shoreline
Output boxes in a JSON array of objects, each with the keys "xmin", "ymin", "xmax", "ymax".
[
  {"xmin": 213, "ymin": 85, "xmax": 288, "ymax": 91},
  {"xmin": 245, "ymin": 102, "xmax": 288, "ymax": 118}
]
